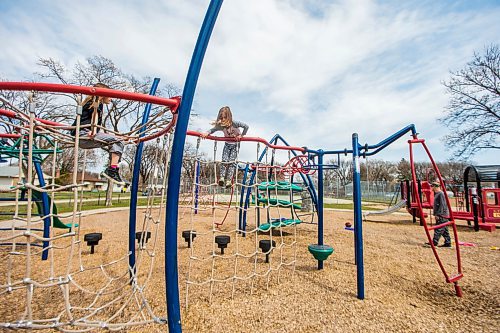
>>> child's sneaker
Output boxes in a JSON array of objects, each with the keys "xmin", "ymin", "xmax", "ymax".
[
  {"xmin": 225, "ymin": 180, "xmax": 232, "ymax": 189},
  {"xmin": 438, "ymin": 243, "xmax": 452, "ymax": 248},
  {"xmin": 218, "ymin": 177, "xmax": 225, "ymax": 187},
  {"xmin": 102, "ymin": 167, "xmax": 125, "ymax": 185}
]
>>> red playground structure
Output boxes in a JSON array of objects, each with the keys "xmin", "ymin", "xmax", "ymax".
[{"xmin": 402, "ymin": 165, "xmax": 500, "ymax": 232}]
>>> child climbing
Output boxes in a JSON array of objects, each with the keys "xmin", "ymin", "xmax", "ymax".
[
  {"xmin": 71, "ymin": 83, "xmax": 125, "ymax": 185},
  {"xmin": 201, "ymin": 106, "xmax": 249, "ymax": 188}
]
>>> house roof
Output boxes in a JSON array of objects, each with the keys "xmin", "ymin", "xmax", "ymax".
[
  {"xmin": 0, "ymin": 166, "xmax": 19, "ymax": 177},
  {"xmin": 68, "ymin": 171, "xmax": 103, "ymax": 183},
  {"xmin": 0, "ymin": 166, "xmax": 53, "ymax": 180}
]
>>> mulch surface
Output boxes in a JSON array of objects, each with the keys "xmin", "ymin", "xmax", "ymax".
[{"xmin": 1, "ymin": 207, "xmax": 498, "ymax": 332}]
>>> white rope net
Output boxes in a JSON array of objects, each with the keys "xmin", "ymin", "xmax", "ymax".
[
  {"xmin": 0, "ymin": 90, "xmax": 175, "ymax": 331},
  {"xmin": 179, "ymin": 135, "xmax": 315, "ymax": 308},
  {"xmin": 0, "ymin": 86, "xmax": 317, "ymax": 331}
]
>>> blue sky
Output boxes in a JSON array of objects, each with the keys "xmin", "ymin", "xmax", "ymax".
[{"xmin": 1, "ymin": 0, "xmax": 499, "ymax": 165}]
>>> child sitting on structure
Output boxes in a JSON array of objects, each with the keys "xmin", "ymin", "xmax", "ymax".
[
  {"xmin": 201, "ymin": 106, "xmax": 249, "ymax": 188},
  {"xmin": 71, "ymin": 83, "xmax": 125, "ymax": 185}
]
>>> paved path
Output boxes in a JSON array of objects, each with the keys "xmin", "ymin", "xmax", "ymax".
[
  {"xmin": 0, "ymin": 197, "xmax": 135, "ymax": 207},
  {"xmin": 0, "ymin": 206, "xmax": 149, "ymax": 229}
]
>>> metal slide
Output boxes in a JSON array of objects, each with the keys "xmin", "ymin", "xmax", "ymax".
[{"xmin": 363, "ymin": 199, "xmax": 407, "ymax": 218}]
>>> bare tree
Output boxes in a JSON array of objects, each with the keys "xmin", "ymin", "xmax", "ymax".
[
  {"xmin": 2, "ymin": 56, "xmax": 181, "ymax": 206},
  {"xmin": 333, "ymin": 158, "xmax": 353, "ymax": 187},
  {"xmin": 440, "ymin": 44, "xmax": 500, "ymax": 158},
  {"xmin": 36, "ymin": 56, "xmax": 174, "ymax": 132},
  {"xmin": 396, "ymin": 158, "xmax": 411, "ymax": 180},
  {"xmin": 437, "ymin": 161, "xmax": 468, "ymax": 183},
  {"xmin": 360, "ymin": 159, "xmax": 396, "ymax": 182}
]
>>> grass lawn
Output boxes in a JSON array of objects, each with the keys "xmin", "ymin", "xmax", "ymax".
[{"xmin": 0, "ymin": 196, "xmax": 163, "ymax": 221}]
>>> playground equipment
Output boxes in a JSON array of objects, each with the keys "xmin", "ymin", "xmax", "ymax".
[
  {"xmin": 292, "ymin": 126, "xmax": 464, "ymax": 298},
  {"xmin": 181, "ymin": 230, "xmax": 196, "ymax": 248},
  {"xmin": 0, "ymin": 131, "xmax": 73, "ymax": 260},
  {"xmin": 0, "ymin": 1, "xmax": 467, "ymax": 332},
  {"xmin": 135, "ymin": 231, "xmax": 152, "ymax": 246},
  {"xmin": 83, "ymin": 232, "xmax": 102, "ymax": 254},
  {"xmin": 363, "ymin": 199, "xmax": 407, "ymax": 219},
  {"xmin": 180, "ymin": 131, "xmax": 322, "ymax": 309},
  {"xmin": 214, "ymin": 235, "xmax": 230, "ymax": 254},
  {"xmin": 259, "ymin": 239, "xmax": 276, "ymax": 263},
  {"xmin": 401, "ymin": 165, "xmax": 500, "ymax": 232},
  {"xmin": 451, "ymin": 165, "xmax": 499, "ymax": 232},
  {"xmin": 362, "ymin": 181, "xmax": 406, "ymax": 219},
  {"xmin": 0, "ymin": 78, "xmax": 179, "ymax": 331}
]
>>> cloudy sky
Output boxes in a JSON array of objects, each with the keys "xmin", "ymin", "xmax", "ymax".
[{"xmin": 1, "ymin": 0, "xmax": 499, "ymax": 165}]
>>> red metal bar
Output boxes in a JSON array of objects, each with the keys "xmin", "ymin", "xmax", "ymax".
[
  {"xmin": 451, "ymin": 210, "xmax": 473, "ymax": 221},
  {"xmin": 0, "ymin": 82, "xmax": 181, "ymax": 110},
  {"xmin": 448, "ymin": 273, "xmax": 463, "ymax": 283},
  {"xmin": 427, "ymin": 220, "xmax": 455, "ymax": 230},
  {"xmin": 187, "ymin": 130, "xmax": 306, "ymax": 152},
  {"xmin": 1, "ymin": 108, "xmax": 68, "ymax": 127},
  {"xmin": 0, "ymin": 133, "xmax": 21, "ymax": 138},
  {"xmin": 1, "ymin": 107, "xmax": 177, "ymax": 143},
  {"xmin": 420, "ymin": 140, "xmax": 463, "ymax": 279},
  {"xmin": 408, "ymin": 139, "xmax": 425, "ymax": 144},
  {"xmin": 37, "ymin": 118, "xmax": 65, "ymax": 127},
  {"xmin": 408, "ymin": 139, "xmax": 463, "ymax": 296},
  {"xmin": 138, "ymin": 114, "xmax": 178, "ymax": 143},
  {"xmin": 0, "ymin": 108, "xmax": 17, "ymax": 118}
]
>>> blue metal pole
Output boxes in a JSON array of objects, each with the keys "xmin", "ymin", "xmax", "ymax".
[
  {"xmin": 238, "ymin": 164, "xmax": 249, "ymax": 233},
  {"xmin": 165, "ymin": 1, "xmax": 223, "ymax": 332},
  {"xmin": 362, "ymin": 124, "xmax": 417, "ymax": 157},
  {"xmin": 34, "ymin": 161, "xmax": 50, "ymax": 261},
  {"xmin": 242, "ymin": 137, "xmax": 275, "ymax": 233},
  {"xmin": 317, "ymin": 150, "xmax": 324, "ymax": 270},
  {"xmin": 352, "ymin": 133, "xmax": 364, "ymax": 299},
  {"xmin": 128, "ymin": 78, "xmax": 160, "ymax": 279}
]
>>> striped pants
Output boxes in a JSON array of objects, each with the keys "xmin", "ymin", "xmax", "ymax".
[{"xmin": 220, "ymin": 143, "xmax": 238, "ymax": 181}]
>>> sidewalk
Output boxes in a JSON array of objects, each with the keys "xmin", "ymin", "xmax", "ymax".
[
  {"xmin": 0, "ymin": 196, "xmax": 134, "ymax": 207},
  {"xmin": 0, "ymin": 205, "xmax": 149, "ymax": 229}
]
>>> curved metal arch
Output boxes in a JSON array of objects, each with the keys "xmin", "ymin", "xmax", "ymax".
[
  {"xmin": 164, "ymin": 1, "xmax": 224, "ymax": 332},
  {"xmin": 463, "ymin": 164, "xmax": 500, "ymax": 220},
  {"xmin": 239, "ymin": 134, "xmax": 318, "ymax": 233}
]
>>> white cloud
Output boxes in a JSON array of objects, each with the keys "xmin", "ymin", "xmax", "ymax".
[{"xmin": 1, "ymin": 0, "xmax": 499, "ymax": 165}]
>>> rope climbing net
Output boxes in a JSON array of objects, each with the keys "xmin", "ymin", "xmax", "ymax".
[
  {"xmin": 178, "ymin": 132, "xmax": 316, "ymax": 307},
  {"xmin": 0, "ymin": 82, "xmax": 178, "ymax": 331}
]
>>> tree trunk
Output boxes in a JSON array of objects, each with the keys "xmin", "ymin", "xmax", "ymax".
[{"xmin": 105, "ymin": 179, "xmax": 113, "ymax": 206}]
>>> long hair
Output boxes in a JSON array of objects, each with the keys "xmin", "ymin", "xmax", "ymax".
[
  {"xmin": 213, "ymin": 106, "xmax": 233, "ymax": 127},
  {"xmin": 81, "ymin": 83, "xmax": 111, "ymax": 107}
]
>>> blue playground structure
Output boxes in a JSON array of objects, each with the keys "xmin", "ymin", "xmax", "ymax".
[
  {"xmin": 0, "ymin": 1, "xmax": 465, "ymax": 331},
  {"xmin": 0, "ymin": 132, "xmax": 71, "ymax": 261},
  {"xmin": 164, "ymin": 0, "xmax": 462, "ymax": 330}
]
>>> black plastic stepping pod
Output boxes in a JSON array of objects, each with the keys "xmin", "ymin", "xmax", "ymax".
[
  {"xmin": 84, "ymin": 233, "xmax": 102, "ymax": 254},
  {"xmin": 215, "ymin": 235, "xmax": 230, "ymax": 255},
  {"xmin": 181, "ymin": 230, "xmax": 197, "ymax": 248},
  {"xmin": 135, "ymin": 231, "xmax": 151, "ymax": 246},
  {"xmin": 259, "ymin": 239, "xmax": 276, "ymax": 263}
]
